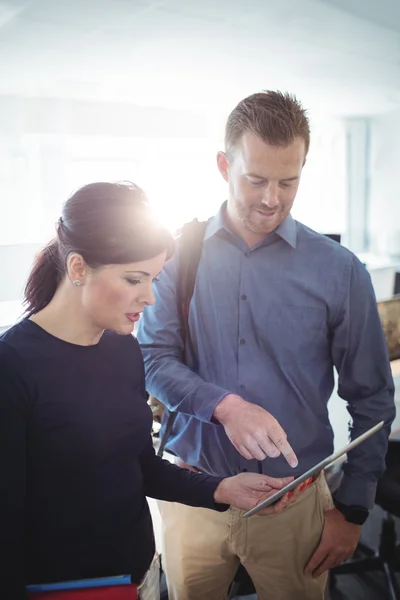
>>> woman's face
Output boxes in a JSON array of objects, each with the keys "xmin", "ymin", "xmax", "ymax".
[{"xmin": 79, "ymin": 251, "xmax": 167, "ymax": 335}]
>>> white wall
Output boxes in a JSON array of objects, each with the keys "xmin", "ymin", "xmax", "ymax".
[
  {"xmin": 0, "ymin": 95, "xmax": 217, "ymax": 323},
  {"xmin": 368, "ymin": 110, "xmax": 400, "ymax": 259},
  {"xmin": 0, "ymin": 95, "xmax": 216, "ymax": 246},
  {"xmin": 292, "ymin": 119, "xmax": 347, "ymax": 236}
]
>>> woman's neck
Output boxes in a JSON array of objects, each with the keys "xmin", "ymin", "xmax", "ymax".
[{"xmin": 30, "ymin": 283, "xmax": 103, "ymax": 346}]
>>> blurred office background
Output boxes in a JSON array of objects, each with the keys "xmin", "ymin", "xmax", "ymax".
[{"xmin": 1, "ymin": 1, "xmax": 400, "ymax": 597}]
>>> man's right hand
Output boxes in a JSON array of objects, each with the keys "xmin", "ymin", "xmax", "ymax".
[{"xmin": 213, "ymin": 394, "xmax": 298, "ymax": 468}]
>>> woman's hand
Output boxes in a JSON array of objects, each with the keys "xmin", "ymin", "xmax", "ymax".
[{"xmin": 214, "ymin": 472, "xmax": 309, "ymax": 515}]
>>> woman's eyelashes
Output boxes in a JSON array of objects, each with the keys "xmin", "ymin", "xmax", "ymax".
[
  {"xmin": 126, "ymin": 277, "xmax": 159, "ymax": 286},
  {"xmin": 126, "ymin": 278, "xmax": 141, "ymax": 286}
]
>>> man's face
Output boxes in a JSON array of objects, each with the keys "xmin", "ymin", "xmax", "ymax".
[{"xmin": 217, "ymin": 131, "xmax": 306, "ymax": 245}]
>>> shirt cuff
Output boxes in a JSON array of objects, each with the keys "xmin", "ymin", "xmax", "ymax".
[
  {"xmin": 335, "ymin": 474, "xmax": 377, "ymax": 510},
  {"xmin": 191, "ymin": 382, "xmax": 231, "ymax": 422}
]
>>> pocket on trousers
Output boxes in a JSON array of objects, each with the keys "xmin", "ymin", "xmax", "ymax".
[{"xmin": 138, "ymin": 553, "xmax": 160, "ymax": 600}]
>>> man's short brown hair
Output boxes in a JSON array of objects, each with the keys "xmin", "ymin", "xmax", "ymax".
[{"xmin": 225, "ymin": 90, "xmax": 310, "ymax": 156}]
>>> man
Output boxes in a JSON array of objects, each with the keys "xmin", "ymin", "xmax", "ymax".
[{"xmin": 137, "ymin": 91, "xmax": 396, "ymax": 600}]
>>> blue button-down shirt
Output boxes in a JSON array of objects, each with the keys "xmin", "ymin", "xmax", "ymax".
[{"xmin": 137, "ymin": 203, "xmax": 396, "ymax": 509}]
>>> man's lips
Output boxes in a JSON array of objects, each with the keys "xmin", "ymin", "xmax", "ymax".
[{"xmin": 255, "ymin": 208, "xmax": 277, "ymax": 217}]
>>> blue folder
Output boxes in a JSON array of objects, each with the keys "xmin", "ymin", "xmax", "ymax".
[{"xmin": 26, "ymin": 574, "xmax": 132, "ymax": 593}]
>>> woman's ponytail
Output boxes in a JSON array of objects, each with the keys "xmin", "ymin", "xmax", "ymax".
[{"xmin": 24, "ymin": 239, "xmax": 63, "ymax": 317}]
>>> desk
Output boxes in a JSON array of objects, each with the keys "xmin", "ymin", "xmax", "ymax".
[
  {"xmin": 391, "ymin": 358, "xmax": 400, "ymax": 379},
  {"xmin": 391, "ymin": 360, "xmax": 400, "ymax": 436},
  {"xmin": 328, "ymin": 359, "xmax": 399, "ymax": 451}
]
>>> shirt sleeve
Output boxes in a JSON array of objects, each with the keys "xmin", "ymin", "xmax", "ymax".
[
  {"xmin": 132, "ymin": 334, "xmax": 227, "ymax": 511},
  {"xmin": 0, "ymin": 341, "xmax": 31, "ymax": 599},
  {"xmin": 136, "ymin": 252, "xmax": 231, "ymax": 423},
  {"xmin": 330, "ymin": 255, "xmax": 396, "ymax": 510}
]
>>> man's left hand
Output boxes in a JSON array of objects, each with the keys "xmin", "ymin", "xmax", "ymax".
[{"xmin": 305, "ymin": 507, "xmax": 362, "ymax": 578}]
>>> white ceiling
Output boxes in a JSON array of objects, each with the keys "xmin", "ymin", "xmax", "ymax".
[{"xmin": 1, "ymin": 0, "xmax": 400, "ymax": 117}]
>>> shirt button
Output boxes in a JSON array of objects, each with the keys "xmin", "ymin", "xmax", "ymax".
[
  {"xmin": 239, "ymin": 338, "xmax": 246, "ymax": 345},
  {"xmin": 239, "ymin": 384, "xmax": 245, "ymax": 390},
  {"xmin": 244, "ymin": 252, "xmax": 250, "ymax": 258},
  {"xmin": 241, "ymin": 294, "xmax": 247, "ymax": 301}
]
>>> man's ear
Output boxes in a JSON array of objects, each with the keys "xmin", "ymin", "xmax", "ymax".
[{"xmin": 217, "ymin": 151, "xmax": 229, "ymax": 183}]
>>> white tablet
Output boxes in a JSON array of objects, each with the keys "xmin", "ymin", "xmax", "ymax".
[{"xmin": 242, "ymin": 420, "xmax": 384, "ymax": 518}]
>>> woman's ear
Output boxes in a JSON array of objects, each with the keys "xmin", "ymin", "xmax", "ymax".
[{"xmin": 67, "ymin": 253, "xmax": 87, "ymax": 285}]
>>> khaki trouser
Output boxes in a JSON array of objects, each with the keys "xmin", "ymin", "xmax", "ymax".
[{"xmin": 158, "ymin": 473, "xmax": 333, "ymax": 600}]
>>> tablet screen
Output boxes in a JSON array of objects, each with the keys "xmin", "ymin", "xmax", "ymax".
[{"xmin": 242, "ymin": 420, "xmax": 384, "ymax": 518}]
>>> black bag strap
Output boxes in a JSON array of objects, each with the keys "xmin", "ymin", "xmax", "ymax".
[
  {"xmin": 157, "ymin": 219, "xmax": 208, "ymax": 457},
  {"xmin": 177, "ymin": 219, "xmax": 208, "ymax": 363}
]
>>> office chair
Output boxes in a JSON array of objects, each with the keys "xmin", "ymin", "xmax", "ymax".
[{"xmin": 331, "ymin": 439, "xmax": 400, "ymax": 600}]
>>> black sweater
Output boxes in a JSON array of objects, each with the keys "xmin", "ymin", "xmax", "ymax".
[{"xmin": 0, "ymin": 320, "xmax": 224, "ymax": 599}]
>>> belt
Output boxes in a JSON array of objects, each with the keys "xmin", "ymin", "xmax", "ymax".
[{"xmin": 174, "ymin": 458, "xmax": 319, "ymax": 489}]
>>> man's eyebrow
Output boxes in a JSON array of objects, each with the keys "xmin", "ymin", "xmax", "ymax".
[
  {"xmin": 280, "ymin": 176, "xmax": 300, "ymax": 182},
  {"xmin": 246, "ymin": 174, "xmax": 299, "ymax": 182},
  {"xmin": 246, "ymin": 172, "xmax": 266, "ymax": 179}
]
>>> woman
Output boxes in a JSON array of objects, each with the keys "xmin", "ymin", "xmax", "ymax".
[{"xmin": 0, "ymin": 182, "xmax": 295, "ymax": 599}]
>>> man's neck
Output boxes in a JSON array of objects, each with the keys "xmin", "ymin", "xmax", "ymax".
[{"xmin": 223, "ymin": 210, "xmax": 267, "ymax": 249}]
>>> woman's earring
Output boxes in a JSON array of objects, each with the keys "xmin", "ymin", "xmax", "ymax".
[{"xmin": 73, "ymin": 280, "xmax": 82, "ymax": 287}]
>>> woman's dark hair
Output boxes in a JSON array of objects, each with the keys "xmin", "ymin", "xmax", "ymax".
[{"xmin": 24, "ymin": 182, "xmax": 174, "ymax": 317}]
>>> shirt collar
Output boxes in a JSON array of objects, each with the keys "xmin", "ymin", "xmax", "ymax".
[
  {"xmin": 275, "ymin": 213, "xmax": 297, "ymax": 248},
  {"xmin": 204, "ymin": 202, "xmax": 297, "ymax": 248},
  {"xmin": 203, "ymin": 202, "xmax": 227, "ymax": 241}
]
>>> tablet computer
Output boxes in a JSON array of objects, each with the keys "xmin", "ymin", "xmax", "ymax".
[{"xmin": 242, "ymin": 420, "xmax": 384, "ymax": 518}]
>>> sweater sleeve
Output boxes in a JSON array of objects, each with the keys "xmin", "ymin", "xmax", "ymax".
[
  {"xmin": 0, "ymin": 341, "xmax": 31, "ymax": 600},
  {"xmin": 139, "ymin": 436, "xmax": 228, "ymax": 511}
]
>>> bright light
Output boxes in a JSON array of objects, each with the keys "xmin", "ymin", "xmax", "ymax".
[{"xmin": 0, "ymin": 125, "xmax": 347, "ymax": 247}]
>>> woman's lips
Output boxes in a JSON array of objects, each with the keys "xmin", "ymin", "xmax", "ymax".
[{"xmin": 126, "ymin": 313, "xmax": 140, "ymax": 323}]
